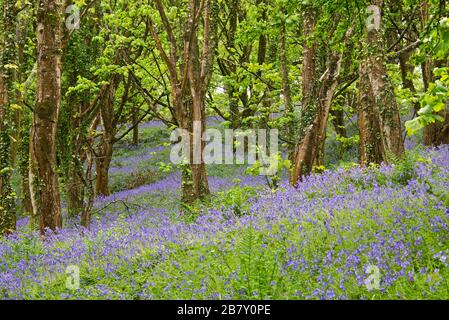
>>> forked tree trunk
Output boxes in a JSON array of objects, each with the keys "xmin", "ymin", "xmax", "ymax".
[
  {"xmin": 290, "ymin": 50, "xmax": 347, "ymax": 186},
  {"xmin": 31, "ymin": 0, "xmax": 63, "ymax": 235},
  {"xmin": 150, "ymin": 0, "xmax": 216, "ymax": 206},
  {"xmin": 180, "ymin": 67, "xmax": 212, "ymax": 204},
  {"xmin": 181, "ymin": 0, "xmax": 215, "ymax": 205},
  {"xmin": 290, "ymin": 22, "xmax": 353, "ymax": 186}
]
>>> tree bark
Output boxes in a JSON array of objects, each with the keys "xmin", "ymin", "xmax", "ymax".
[
  {"xmin": 132, "ymin": 106, "xmax": 139, "ymax": 146},
  {"xmin": 94, "ymin": 72, "xmax": 123, "ymax": 197},
  {"xmin": 67, "ymin": 157, "xmax": 85, "ymax": 218},
  {"xmin": 358, "ymin": 58, "xmax": 387, "ymax": 165},
  {"xmin": 366, "ymin": 0, "xmax": 404, "ymax": 159},
  {"xmin": 300, "ymin": 8, "xmax": 318, "ymax": 126},
  {"xmin": 291, "ymin": 24, "xmax": 354, "ymax": 186},
  {"xmin": 0, "ymin": 0, "xmax": 18, "ymax": 235},
  {"xmin": 279, "ymin": 8, "xmax": 294, "ymax": 152},
  {"xmin": 0, "ymin": 69, "xmax": 16, "ymax": 235},
  {"xmin": 31, "ymin": 0, "xmax": 63, "ymax": 235},
  {"xmin": 14, "ymin": 9, "xmax": 33, "ymax": 217}
]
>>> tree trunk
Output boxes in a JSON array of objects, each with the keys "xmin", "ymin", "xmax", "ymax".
[
  {"xmin": 81, "ymin": 139, "xmax": 95, "ymax": 229},
  {"xmin": 366, "ymin": 0, "xmax": 404, "ymax": 159},
  {"xmin": 67, "ymin": 162, "xmax": 85, "ymax": 218},
  {"xmin": 290, "ymin": 20, "xmax": 354, "ymax": 186},
  {"xmin": 95, "ymin": 135, "xmax": 113, "ymax": 197},
  {"xmin": 358, "ymin": 59, "xmax": 387, "ymax": 165},
  {"xmin": 190, "ymin": 98, "xmax": 211, "ymax": 203},
  {"xmin": 300, "ymin": 8, "xmax": 318, "ymax": 126},
  {"xmin": 424, "ymin": 100, "xmax": 449, "ymax": 146},
  {"xmin": 95, "ymin": 76, "xmax": 120, "ymax": 197},
  {"xmin": 330, "ymin": 107, "xmax": 347, "ymax": 138},
  {"xmin": 420, "ymin": 1, "xmax": 449, "ymax": 146},
  {"xmin": 179, "ymin": 0, "xmax": 216, "ymax": 205},
  {"xmin": 0, "ymin": 70, "xmax": 15, "ymax": 235},
  {"xmin": 4, "ymin": 0, "xmax": 21, "ymax": 168},
  {"xmin": 0, "ymin": 0, "xmax": 18, "ymax": 235},
  {"xmin": 151, "ymin": 0, "xmax": 216, "ymax": 206},
  {"xmin": 177, "ymin": 94, "xmax": 211, "ymax": 205},
  {"xmin": 31, "ymin": 0, "xmax": 63, "ymax": 235},
  {"xmin": 279, "ymin": 9, "xmax": 294, "ymax": 153},
  {"xmin": 132, "ymin": 106, "xmax": 139, "ymax": 146},
  {"xmin": 16, "ymin": 10, "xmax": 32, "ymax": 217},
  {"xmin": 226, "ymin": 0, "xmax": 241, "ymax": 129},
  {"xmin": 399, "ymin": 51, "xmax": 420, "ymax": 113},
  {"xmin": 290, "ymin": 10, "xmax": 317, "ymax": 186},
  {"xmin": 291, "ymin": 45, "xmax": 349, "ymax": 186}
]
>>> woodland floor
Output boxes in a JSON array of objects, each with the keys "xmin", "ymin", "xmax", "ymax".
[{"xmin": 1, "ymin": 120, "xmax": 449, "ymax": 299}]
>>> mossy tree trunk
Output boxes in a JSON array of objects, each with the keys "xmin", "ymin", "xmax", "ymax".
[{"xmin": 30, "ymin": 0, "xmax": 64, "ymax": 235}]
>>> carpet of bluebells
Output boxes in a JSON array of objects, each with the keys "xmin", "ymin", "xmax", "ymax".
[{"xmin": 1, "ymin": 121, "xmax": 449, "ymax": 300}]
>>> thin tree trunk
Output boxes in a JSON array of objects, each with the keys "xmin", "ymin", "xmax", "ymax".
[
  {"xmin": 132, "ymin": 107, "xmax": 139, "ymax": 146},
  {"xmin": 81, "ymin": 136, "xmax": 95, "ymax": 229},
  {"xmin": 227, "ymin": 0, "xmax": 241, "ymax": 129},
  {"xmin": 279, "ymin": 9, "xmax": 294, "ymax": 154}
]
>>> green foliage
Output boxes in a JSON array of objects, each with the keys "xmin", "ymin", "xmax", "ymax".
[
  {"xmin": 406, "ymin": 67, "xmax": 449, "ymax": 135},
  {"xmin": 336, "ymin": 134, "xmax": 360, "ymax": 150},
  {"xmin": 213, "ymin": 185, "xmax": 259, "ymax": 217},
  {"xmin": 406, "ymin": 17, "xmax": 449, "ymax": 136},
  {"xmin": 246, "ymin": 154, "xmax": 291, "ymax": 190},
  {"xmin": 181, "ymin": 183, "xmax": 260, "ymax": 219}
]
